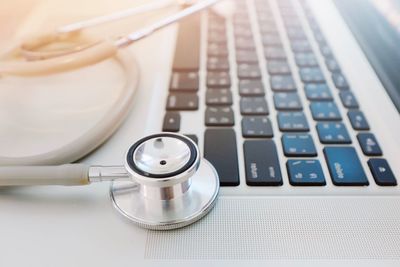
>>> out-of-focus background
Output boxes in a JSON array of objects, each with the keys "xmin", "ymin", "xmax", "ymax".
[
  {"xmin": 0, "ymin": 0, "xmax": 37, "ymax": 46},
  {"xmin": 0, "ymin": 0, "xmax": 178, "ymax": 52}
]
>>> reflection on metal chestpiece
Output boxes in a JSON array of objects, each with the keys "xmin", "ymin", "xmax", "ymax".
[{"xmin": 111, "ymin": 133, "xmax": 220, "ymax": 230}]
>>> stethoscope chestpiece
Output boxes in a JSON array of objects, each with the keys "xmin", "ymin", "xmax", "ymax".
[{"xmin": 110, "ymin": 133, "xmax": 220, "ymax": 230}]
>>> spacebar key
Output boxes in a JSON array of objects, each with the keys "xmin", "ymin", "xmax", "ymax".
[
  {"xmin": 244, "ymin": 140, "xmax": 283, "ymax": 186},
  {"xmin": 204, "ymin": 129, "xmax": 240, "ymax": 186}
]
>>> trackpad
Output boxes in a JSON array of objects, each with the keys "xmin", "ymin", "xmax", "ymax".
[{"xmin": 145, "ymin": 196, "xmax": 400, "ymax": 260}]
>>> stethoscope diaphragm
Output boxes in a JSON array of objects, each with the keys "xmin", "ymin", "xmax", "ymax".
[{"xmin": 110, "ymin": 133, "xmax": 220, "ymax": 230}]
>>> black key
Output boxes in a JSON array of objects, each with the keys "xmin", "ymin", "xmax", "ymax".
[
  {"xmin": 234, "ymin": 12, "xmax": 250, "ymax": 21},
  {"xmin": 261, "ymin": 33, "xmax": 282, "ymax": 46},
  {"xmin": 234, "ymin": 25, "xmax": 254, "ymax": 38},
  {"xmin": 273, "ymin": 92, "xmax": 302, "ymax": 110},
  {"xmin": 239, "ymin": 80, "xmax": 265, "ymax": 96},
  {"xmin": 270, "ymin": 75, "xmax": 296, "ymax": 91},
  {"xmin": 320, "ymin": 44, "xmax": 333, "ymax": 57},
  {"xmin": 304, "ymin": 83, "xmax": 333, "ymax": 101},
  {"xmin": 280, "ymin": 7, "xmax": 298, "ymax": 17},
  {"xmin": 283, "ymin": 17, "xmax": 300, "ymax": 27},
  {"xmin": 205, "ymin": 107, "xmax": 234, "ymax": 126},
  {"xmin": 324, "ymin": 147, "xmax": 369, "ymax": 186},
  {"xmin": 208, "ymin": 42, "xmax": 228, "ymax": 57},
  {"xmin": 234, "ymin": 20, "xmax": 251, "ymax": 29},
  {"xmin": 162, "ymin": 112, "xmax": 180, "ymax": 132},
  {"xmin": 339, "ymin": 91, "xmax": 359, "ymax": 109},
  {"xmin": 291, "ymin": 40, "xmax": 312, "ymax": 53},
  {"xmin": 258, "ymin": 13, "xmax": 275, "ymax": 26},
  {"xmin": 264, "ymin": 46, "xmax": 286, "ymax": 60},
  {"xmin": 277, "ymin": 112, "xmax": 309, "ymax": 132},
  {"xmin": 347, "ymin": 110, "xmax": 370, "ymax": 130},
  {"xmin": 209, "ymin": 13, "xmax": 225, "ymax": 24},
  {"xmin": 325, "ymin": 57, "xmax": 341, "ymax": 72},
  {"xmin": 206, "ymin": 89, "xmax": 233, "ymax": 106},
  {"xmin": 332, "ymin": 73, "xmax": 349, "ymax": 90},
  {"xmin": 299, "ymin": 67, "xmax": 325, "ymax": 83},
  {"xmin": 316, "ymin": 122, "xmax": 351, "ymax": 144},
  {"xmin": 170, "ymin": 72, "xmax": 199, "ymax": 92},
  {"xmin": 295, "ymin": 53, "xmax": 318, "ymax": 67},
  {"xmin": 236, "ymin": 50, "xmax": 259, "ymax": 63},
  {"xmin": 208, "ymin": 31, "xmax": 227, "ymax": 43},
  {"xmin": 243, "ymin": 140, "xmax": 283, "ymax": 186},
  {"xmin": 287, "ymin": 160, "xmax": 326, "ymax": 186},
  {"xmin": 173, "ymin": 15, "xmax": 200, "ymax": 71},
  {"xmin": 286, "ymin": 27, "xmax": 307, "ymax": 40},
  {"xmin": 259, "ymin": 23, "xmax": 278, "ymax": 34},
  {"xmin": 357, "ymin": 133, "xmax": 382, "ymax": 156},
  {"xmin": 167, "ymin": 93, "xmax": 198, "ymax": 110},
  {"xmin": 233, "ymin": 13, "xmax": 250, "ymax": 24},
  {"xmin": 235, "ymin": 37, "xmax": 255, "ymax": 50},
  {"xmin": 204, "ymin": 129, "xmax": 240, "ymax": 186},
  {"xmin": 313, "ymin": 30, "xmax": 326, "ymax": 45},
  {"xmin": 242, "ymin": 116, "xmax": 273, "ymax": 138},
  {"xmin": 368, "ymin": 159, "xmax": 397, "ymax": 186},
  {"xmin": 237, "ymin": 64, "xmax": 262, "ymax": 79},
  {"xmin": 207, "ymin": 57, "xmax": 229, "ymax": 71},
  {"xmin": 233, "ymin": 16, "xmax": 251, "ymax": 26},
  {"xmin": 267, "ymin": 60, "xmax": 291, "ymax": 75},
  {"xmin": 240, "ymin": 97, "xmax": 269, "ymax": 115},
  {"xmin": 310, "ymin": 102, "xmax": 341, "ymax": 121},
  {"xmin": 207, "ymin": 72, "xmax": 231, "ymax": 88},
  {"xmin": 208, "ymin": 23, "xmax": 225, "ymax": 33},
  {"xmin": 209, "ymin": 17, "xmax": 227, "ymax": 28},
  {"xmin": 281, "ymin": 133, "xmax": 317, "ymax": 157}
]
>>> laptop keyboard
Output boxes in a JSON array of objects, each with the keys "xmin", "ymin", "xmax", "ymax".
[{"xmin": 162, "ymin": 0, "xmax": 397, "ymax": 188}]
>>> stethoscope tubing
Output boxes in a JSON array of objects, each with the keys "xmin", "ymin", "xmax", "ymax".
[
  {"xmin": 0, "ymin": 0, "xmax": 221, "ymax": 76},
  {"xmin": 0, "ymin": 49, "xmax": 140, "ymax": 166}
]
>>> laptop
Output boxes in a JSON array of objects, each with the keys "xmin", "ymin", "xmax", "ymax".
[{"xmin": 1, "ymin": 0, "xmax": 399, "ymax": 266}]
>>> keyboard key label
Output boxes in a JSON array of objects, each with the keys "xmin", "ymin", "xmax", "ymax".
[{"xmin": 244, "ymin": 140, "xmax": 283, "ymax": 186}]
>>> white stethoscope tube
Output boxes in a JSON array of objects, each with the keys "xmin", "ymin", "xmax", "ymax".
[
  {"xmin": 57, "ymin": 0, "xmax": 184, "ymax": 34},
  {"xmin": 0, "ymin": 0, "xmax": 225, "ymax": 76},
  {"xmin": 0, "ymin": 164, "xmax": 129, "ymax": 186}
]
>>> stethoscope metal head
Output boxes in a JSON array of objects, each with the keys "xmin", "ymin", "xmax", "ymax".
[
  {"xmin": 110, "ymin": 133, "xmax": 220, "ymax": 230},
  {"xmin": 0, "ymin": 132, "xmax": 220, "ymax": 230}
]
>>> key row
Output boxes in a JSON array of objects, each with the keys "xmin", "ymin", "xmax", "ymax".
[
  {"xmin": 203, "ymin": 128, "xmax": 396, "ymax": 186},
  {"xmin": 163, "ymin": 108, "xmax": 378, "ymax": 153}
]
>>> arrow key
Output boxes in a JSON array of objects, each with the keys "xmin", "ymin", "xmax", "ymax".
[{"xmin": 368, "ymin": 159, "xmax": 397, "ymax": 186}]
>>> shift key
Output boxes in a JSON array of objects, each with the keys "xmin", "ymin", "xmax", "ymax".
[
  {"xmin": 204, "ymin": 129, "xmax": 240, "ymax": 186},
  {"xmin": 243, "ymin": 140, "xmax": 283, "ymax": 186}
]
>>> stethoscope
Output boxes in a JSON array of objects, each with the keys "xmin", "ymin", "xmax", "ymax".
[
  {"xmin": 0, "ymin": 0, "xmax": 232, "ymax": 76},
  {"xmin": 0, "ymin": 133, "xmax": 220, "ymax": 230},
  {"xmin": 0, "ymin": 0, "xmax": 234, "ymax": 229}
]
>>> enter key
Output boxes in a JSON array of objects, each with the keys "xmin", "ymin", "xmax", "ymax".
[{"xmin": 324, "ymin": 147, "xmax": 369, "ymax": 186}]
